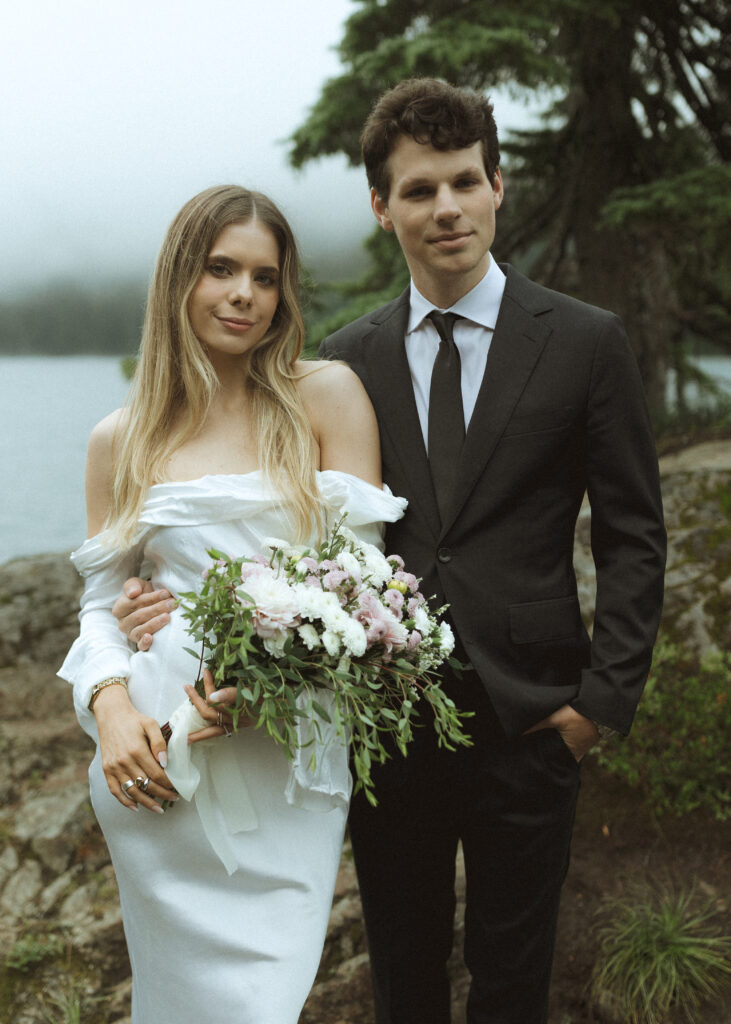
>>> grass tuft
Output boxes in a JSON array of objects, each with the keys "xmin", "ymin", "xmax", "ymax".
[{"xmin": 591, "ymin": 885, "xmax": 731, "ymax": 1023}]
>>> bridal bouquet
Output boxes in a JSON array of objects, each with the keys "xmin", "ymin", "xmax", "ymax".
[{"xmin": 177, "ymin": 516, "xmax": 472, "ymax": 804}]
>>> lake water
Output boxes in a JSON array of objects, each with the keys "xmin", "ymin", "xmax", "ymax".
[
  {"xmin": 0, "ymin": 353, "xmax": 729, "ymax": 565},
  {"xmin": 0, "ymin": 356, "xmax": 131, "ymax": 563}
]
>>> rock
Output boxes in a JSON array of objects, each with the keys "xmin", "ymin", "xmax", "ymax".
[
  {"xmin": 0, "ymin": 843, "xmax": 19, "ymax": 890},
  {"xmin": 14, "ymin": 783, "xmax": 91, "ymax": 873},
  {"xmin": 0, "ymin": 858, "xmax": 43, "ymax": 916},
  {"xmin": 39, "ymin": 864, "xmax": 82, "ymax": 913},
  {"xmin": 0, "ymin": 552, "xmax": 82, "ymax": 669}
]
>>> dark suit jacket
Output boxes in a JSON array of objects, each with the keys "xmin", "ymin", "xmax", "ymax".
[{"xmin": 319, "ymin": 266, "xmax": 666, "ymax": 737}]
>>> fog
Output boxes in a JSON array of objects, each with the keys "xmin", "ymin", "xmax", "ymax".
[{"xmin": 1, "ymin": 0, "xmax": 534, "ymax": 296}]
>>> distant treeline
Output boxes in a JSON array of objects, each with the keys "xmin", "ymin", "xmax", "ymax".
[
  {"xmin": 0, "ymin": 276, "xmax": 348, "ymax": 357},
  {"xmin": 0, "ymin": 282, "xmax": 147, "ymax": 355}
]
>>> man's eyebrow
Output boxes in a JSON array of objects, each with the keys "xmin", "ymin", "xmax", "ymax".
[{"xmin": 398, "ymin": 165, "xmax": 484, "ymax": 189}]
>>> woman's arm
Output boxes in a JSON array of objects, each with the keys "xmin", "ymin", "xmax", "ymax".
[{"xmin": 60, "ymin": 413, "xmax": 177, "ymax": 813}]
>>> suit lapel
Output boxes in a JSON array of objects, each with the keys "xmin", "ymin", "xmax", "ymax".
[
  {"xmin": 439, "ymin": 268, "xmax": 554, "ymax": 537},
  {"xmin": 359, "ymin": 292, "xmax": 442, "ymax": 539}
]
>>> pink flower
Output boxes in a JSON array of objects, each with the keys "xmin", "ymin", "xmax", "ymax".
[
  {"xmin": 323, "ymin": 569, "xmax": 351, "ymax": 592},
  {"xmin": 239, "ymin": 560, "xmax": 273, "ymax": 582},
  {"xmin": 407, "ymin": 630, "xmax": 422, "ymax": 650},
  {"xmin": 387, "ymin": 554, "xmax": 405, "ymax": 570},
  {"xmin": 355, "ymin": 592, "xmax": 408, "ymax": 651},
  {"xmin": 407, "ymin": 595, "xmax": 426, "ymax": 616},
  {"xmin": 383, "ymin": 589, "xmax": 405, "ymax": 617}
]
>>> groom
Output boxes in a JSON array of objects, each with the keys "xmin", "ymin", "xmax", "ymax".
[
  {"xmin": 316, "ymin": 78, "xmax": 665, "ymax": 1023},
  {"xmin": 115, "ymin": 79, "xmax": 666, "ymax": 1023}
]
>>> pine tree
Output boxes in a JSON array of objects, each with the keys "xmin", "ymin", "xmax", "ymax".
[{"xmin": 290, "ymin": 0, "xmax": 730, "ymax": 417}]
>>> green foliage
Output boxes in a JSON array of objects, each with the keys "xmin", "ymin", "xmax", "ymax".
[
  {"xmin": 591, "ymin": 885, "xmax": 731, "ymax": 1024},
  {"xmin": 598, "ymin": 640, "xmax": 731, "ymax": 820},
  {"xmin": 120, "ymin": 355, "xmax": 137, "ymax": 380},
  {"xmin": 40, "ymin": 985, "xmax": 83, "ymax": 1024},
  {"xmin": 4, "ymin": 934, "xmax": 64, "ymax": 973},
  {"xmin": 290, "ymin": 0, "xmax": 730, "ymax": 414}
]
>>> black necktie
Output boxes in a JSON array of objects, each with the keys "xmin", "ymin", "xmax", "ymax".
[{"xmin": 427, "ymin": 311, "xmax": 464, "ymax": 522}]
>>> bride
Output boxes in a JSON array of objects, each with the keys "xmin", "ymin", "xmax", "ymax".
[{"xmin": 59, "ymin": 184, "xmax": 406, "ymax": 1023}]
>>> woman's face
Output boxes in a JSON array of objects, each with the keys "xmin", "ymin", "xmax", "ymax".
[{"xmin": 187, "ymin": 219, "xmax": 281, "ymax": 360}]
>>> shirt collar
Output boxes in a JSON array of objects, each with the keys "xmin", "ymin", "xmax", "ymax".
[{"xmin": 407, "ymin": 255, "xmax": 506, "ymax": 334}]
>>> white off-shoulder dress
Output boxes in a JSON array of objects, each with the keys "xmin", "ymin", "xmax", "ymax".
[{"xmin": 59, "ymin": 471, "xmax": 407, "ymax": 1024}]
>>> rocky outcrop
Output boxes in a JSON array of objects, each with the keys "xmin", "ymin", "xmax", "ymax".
[{"xmin": 0, "ymin": 442, "xmax": 728, "ymax": 1023}]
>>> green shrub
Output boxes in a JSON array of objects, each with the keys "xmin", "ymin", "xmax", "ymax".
[
  {"xmin": 4, "ymin": 934, "xmax": 63, "ymax": 973},
  {"xmin": 598, "ymin": 639, "xmax": 730, "ymax": 820},
  {"xmin": 591, "ymin": 886, "xmax": 731, "ymax": 1024}
]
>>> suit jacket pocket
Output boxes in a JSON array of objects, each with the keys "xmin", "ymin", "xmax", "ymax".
[
  {"xmin": 502, "ymin": 406, "xmax": 576, "ymax": 437},
  {"xmin": 509, "ymin": 595, "xmax": 583, "ymax": 645}
]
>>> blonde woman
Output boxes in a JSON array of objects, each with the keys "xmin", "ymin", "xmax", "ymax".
[{"xmin": 59, "ymin": 185, "xmax": 406, "ymax": 1023}]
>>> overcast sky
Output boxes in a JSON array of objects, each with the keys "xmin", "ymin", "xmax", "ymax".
[{"xmin": 1, "ymin": 0, "xmax": 536, "ymax": 296}]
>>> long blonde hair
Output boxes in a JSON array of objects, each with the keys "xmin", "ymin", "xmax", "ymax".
[{"xmin": 109, "ymin": 185, "xmax": 320, "ymax": 546}]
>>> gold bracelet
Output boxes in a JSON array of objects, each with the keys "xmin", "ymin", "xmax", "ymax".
[{"xmin": 89, "ymin": 677, "xmax": 129, "ymax": 710}]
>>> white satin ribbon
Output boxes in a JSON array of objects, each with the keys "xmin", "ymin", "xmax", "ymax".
[
  {"xmin": 165, "ymin": 700, "xmax": 258, "ymax": 875},
  {"xmin": 286, "ymin": 688, "xmax": 352, "ymax": 811}
]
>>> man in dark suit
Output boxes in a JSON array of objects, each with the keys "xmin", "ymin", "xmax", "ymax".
[{"xmin": 317, "ymin": 78, "xmax": 666, "ymax": 1024}]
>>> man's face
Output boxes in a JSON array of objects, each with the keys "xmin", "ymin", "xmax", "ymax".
[{"xmin": 371, "ymin": 137, "xmax": 503, "ymax": 308}]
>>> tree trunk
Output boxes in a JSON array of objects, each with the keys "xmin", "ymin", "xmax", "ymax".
[{"xmin": 567, "ymin": 12, "xmax": 672, "ymax": 421}]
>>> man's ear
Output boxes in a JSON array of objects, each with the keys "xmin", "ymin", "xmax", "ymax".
[
  {"xmin": 492, "ymin": 168, "xmax": 504, "ymax": 210},
  {"xmin": 371, "ymin": 188, "xmax": 394, "ymax": 232}
]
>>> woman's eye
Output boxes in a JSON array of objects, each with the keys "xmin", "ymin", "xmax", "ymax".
[
  {"xmin": 256, "ymin": 274, "xmax": 277, "ymax": 286},
  {"xmin": 208, "ymin": 263, "xmax": 229, "ymax": 276}
]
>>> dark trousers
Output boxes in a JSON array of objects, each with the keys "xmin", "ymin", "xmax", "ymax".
[{"xmin": 348, "ymin": 672, "xmax": 581, "ymax": 1024}]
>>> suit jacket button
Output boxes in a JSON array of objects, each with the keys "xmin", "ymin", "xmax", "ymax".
[{"xmin": 437, "ymin": 547, "xmax": 451, "ymax": 563}]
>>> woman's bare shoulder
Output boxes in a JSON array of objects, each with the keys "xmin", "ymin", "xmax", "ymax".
[
  {"xmin": 295, "ymin": 360, "xmax": 364, "ymax": 396},
  {"xmin": 88, "ymin": 407, "xmax": 129, "ymax": 456}
]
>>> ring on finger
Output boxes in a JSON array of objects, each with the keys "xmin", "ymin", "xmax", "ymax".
[
  {"xmin": 122, "ymin": 779, "xmax": 135, "ymax": 795},
  {"xmin": 217, "ymin": 710, "xmax": 224, "ymax": 728},
  {"xmin": 136, "ymin": 776, "xmax": 150, "ymax": 793}
]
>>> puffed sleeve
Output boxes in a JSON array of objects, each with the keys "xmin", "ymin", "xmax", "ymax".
[
  {"xmin": 57, "ymin": 532, "xmax": 146, "ymax": 740},
  {"xmin": 316, "ymin": 471, "xmax": 408, "ymax": 551}
]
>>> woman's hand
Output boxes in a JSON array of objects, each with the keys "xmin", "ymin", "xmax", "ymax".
[
  {"xmin": 186, "ymin": 669, "xmax": 250, "ymax": 744},
  {"xmin": 93, "ymin": 685, "xmax": 178, "ymax": 812}
]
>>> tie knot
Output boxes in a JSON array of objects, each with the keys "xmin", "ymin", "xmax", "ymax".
[{"xmin": 427, "ymin": 311, "xmax": 461, "ymax": 345}]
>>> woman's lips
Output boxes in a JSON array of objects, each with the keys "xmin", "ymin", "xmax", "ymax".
[{"xmin": 216, "ymin": 316, "xmax": 254, "ymax": 331}]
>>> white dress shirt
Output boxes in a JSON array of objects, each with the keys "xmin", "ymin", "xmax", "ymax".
[{"xmin": 405, "ymin": 255, "xmax": 506, "ymax": 450}]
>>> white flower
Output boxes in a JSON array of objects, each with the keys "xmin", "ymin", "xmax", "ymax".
[
  {"xmin": 337, "ymin": 550, "xmax": 362, "ymax": 577},
  {"xmin": 297, "ymin": 623, "xmax": 320, "ymax": 650},
  {"xmin": 439, "ymin": 620, "xmax": 455, "ymax": 655},
  {"xmin": 360, "ymin": 545, "xmax": 393, "ymax": 587},
  {"xmin": 299, "ymin": 588, "xmax": 342, "ymax": 626},
  {"xmin": 321, "ymin": 629, "xmax": 342, "ymax": 658},
  {"xmin": 414, "ymin": 606, "xmax": 432, "ymax": 635},
  {"xmin": 341, "ymin": 618, "xmax": 367, "ymax": 657}
]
